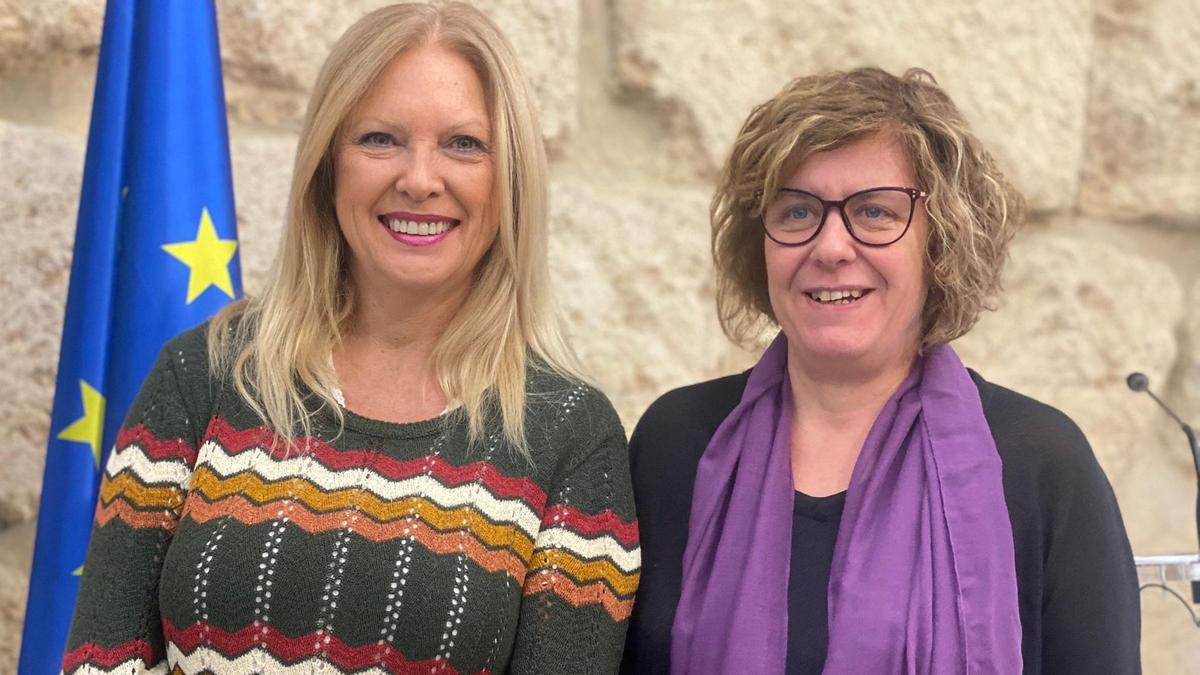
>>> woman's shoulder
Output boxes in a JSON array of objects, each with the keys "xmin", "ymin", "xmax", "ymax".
[
  {"xmin": 155, "ymin": 320, "xmax": 217, "ymax": 380},
  {"xmin": 968, "ymin": 370, "xmax": 1113, "ymax": 502},
  {"xmin": 626, "ymin": 371, "xmax": 751, "ymax": 480},
  {"xmin": 154, "ymin": 311, "xmax": 259, "ymax": 404},
  {"xmin": 162, "ymin": 320, "xmax": 211, "ymax": 354},
  {"xmin": 525, "ymin": 363, "xmax": 616, "ymax": 411},
  {"xmin": 159, "ymin": 312, "xmax": 247, "ymax": 377},
  {"xmin": 121, "ymin": 319, "xmax": 231, "ymax": 445},
  {"xmin": 635, "ymin": 371, "xmax": 751, "ymax": 439},
  {"xmin": 523, "ymin": 364, "xmax": 625, "ymax": 443}
]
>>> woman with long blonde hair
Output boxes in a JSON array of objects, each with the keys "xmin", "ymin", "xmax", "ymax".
[{"xmin": 64, "ymin": 4, "xmax": 639, "ymax": 673}]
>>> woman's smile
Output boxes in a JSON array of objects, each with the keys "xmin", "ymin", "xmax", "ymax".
[
  {"xmin": 802, "ymin": 287, "xmax": 874, "ymax": 306},
  {"xmin": 378, "ymin": 211, "xmax": 460, "ymax": 247}
]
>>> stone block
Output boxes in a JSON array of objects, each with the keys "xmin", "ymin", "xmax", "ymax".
[
  {"xmin": 1184, "ymin": 278, "xmax": 1200, "ymax": 414},
  {"xmin": 0, "ymin": 0, "xmax": 103, "ymax": 67},
  {"xmin": 954, "ymin": 228, "xmax": 1184, "ymax": 478},
  {"xmin": 611, "ymin": 0, "xmax": 1092, "ymax": 211},
  {"xmin": 0, "ymin": 522, "xmax": 36, "ymax": 672},
  {"xmin": 0, "ymin": 120, "xmax": 83, "ymax": 526},
  {"xmin": 1080, "ymin": 0, "xmax": 1200, "ymax": 224},
  {"xmin": 228, "ymin": 132, "xmax": 295, "ymax": 294},
  {"xmin": 1141, "ymin": 586, "xmax": 1200, "ymax": 675},
  {"xmin": 470, "ymin": 0, "xmax": 580, "ymax": 147},
  {"xmin": 216, "ymin": 0, "xmax": 580, "ymax": 142},
  {"xmin": 952, "ymin": 228, "xmax": 1198, "ymax": 675},
  {"xmin": 548, "ymin": 180, "xmax": 728, "ymax": 426}
]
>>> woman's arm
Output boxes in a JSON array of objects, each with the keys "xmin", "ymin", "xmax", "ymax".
[
  {"xmin": 1038, "ymin": 418, "xmax": 1142, "ymax": 674},
  {"xmin": 61, "ymin": 329, "xmax": 210, "ymax": 674},
  {"xmin": 508, "ymin": 389, "xmax": 641, "ymax": 674}
]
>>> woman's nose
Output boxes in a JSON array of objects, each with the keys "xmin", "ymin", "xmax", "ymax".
[
  {"xmin": 394, "ymin": 147, "xmax": 443, "ymax": 201},
  {"xmin": 808, "ymin": 207, "xmax": 858, "ymax": 266}
]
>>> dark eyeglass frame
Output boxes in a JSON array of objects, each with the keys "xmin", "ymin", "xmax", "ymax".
[{"xmin": 761, "ymin": 186, "xmax": 928, "ymax": 247}]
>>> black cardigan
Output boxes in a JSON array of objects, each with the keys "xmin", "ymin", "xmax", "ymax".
[{"xmin": 621, "ymin": 370, "xmax": 1141, "ymax": 674}]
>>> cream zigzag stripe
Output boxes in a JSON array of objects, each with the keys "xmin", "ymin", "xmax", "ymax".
[
  {"xmin": 165, "ymin": 644, "xmax": 394, "ymax": 675},
  {"xmin": 105, "ymin": 445, "xmax": 193, "ymax": 486},
  {"xmin": 196, "ymin": 441, "xmax": 543, "ymax": 536},
  {"xmin": 61, "ymin": 663, "xmax": 169, "ymax": 675},
  {"xmin": 535, "ymin": 527, "xmax": 641, "ymax": 573}
]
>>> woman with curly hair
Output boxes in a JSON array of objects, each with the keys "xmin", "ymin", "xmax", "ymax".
[{"xmin": 622, "ymin": 67, "xmax": 1139, "ymax": 674}]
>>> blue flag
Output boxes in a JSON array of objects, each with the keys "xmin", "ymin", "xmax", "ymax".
[{"xmin": 20, "ymin": 1, "xmax": 241, "ymax": 669}]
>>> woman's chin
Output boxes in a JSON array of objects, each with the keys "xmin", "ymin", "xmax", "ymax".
[
  {"xmin": 787, "ymin": 328, "xmax": 874, "ymax": 361},
  {"xmin": 788, "ymin": 335, "xmax": 918, "ymax": 378},
  {"xmin": 787, "ymin": 339, "xmax": 867, "ymax": 367}
]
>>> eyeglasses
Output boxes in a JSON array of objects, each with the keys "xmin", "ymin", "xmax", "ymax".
[{"xmin": 761, "ymin": 186, "xmax": 927, "ymax": 247}]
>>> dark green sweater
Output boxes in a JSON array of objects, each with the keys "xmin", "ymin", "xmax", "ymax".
[{"xmin": 64, "ymin": 323, "xmax": 640, "ymax": 674}]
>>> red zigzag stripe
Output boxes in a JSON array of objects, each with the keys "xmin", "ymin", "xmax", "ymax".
[
  {"xmin": 203, "ymin": 417, "xmax": 548, "ymax": 506},
  {"xmin": 114, "ymin": 424, "xmax": 197, "ymax": 465},
  {"xmin": 62, "ymin": 639, "xmax": 158, "ymax": 671},
  {"xmin": 542, "ymin": 504, "xmax": 639, "ymax": 546},
  {"xmin": 164, "ymin": 619, "xmax": 491, "ymax": 674}
]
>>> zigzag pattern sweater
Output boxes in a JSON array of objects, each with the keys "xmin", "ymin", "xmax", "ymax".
[{"xmin": 63, "ymin": 324, "xmax": 640, "ymax": 674}]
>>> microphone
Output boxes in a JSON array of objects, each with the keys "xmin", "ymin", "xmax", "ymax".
[
  {"xmin": 1126, "ymin": 372, "xmax": 1148, "ymax": 392},
  {"xmin": 1127, "ymin": 372, "xmax": 1192, "ymax": 430},
  {"xmin": 1128, "ymin": 371, "xmax": 1200, "ymax": 601}
]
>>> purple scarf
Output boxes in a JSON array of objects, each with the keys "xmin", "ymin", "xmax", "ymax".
[{"xmin": 670, "ymin": 334, "xmax": 1021, "ymax": 674}]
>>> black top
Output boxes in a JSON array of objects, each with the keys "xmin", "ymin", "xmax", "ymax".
[
  {"xmin": 620, "ymin": 371, "xmax": 1141, "ymax": 674},
  {"xmin": 787, "ymin": 490, "xmax": 845, "ymax": 673}
]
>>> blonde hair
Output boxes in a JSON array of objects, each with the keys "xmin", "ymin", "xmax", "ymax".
[
  {"xmin": 210, "ymin": 2, "xmax": 580, "ymax": 455},
  {"xmin": 712, "ymin": 67, "xmax": 1025, "ymax": 351}
]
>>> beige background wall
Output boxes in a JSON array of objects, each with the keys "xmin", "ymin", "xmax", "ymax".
[{"xmin": 1, "ymin": 0, "xmax": 1198, "ymax": 670}]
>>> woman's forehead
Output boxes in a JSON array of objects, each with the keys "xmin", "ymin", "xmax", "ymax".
[{"xmin": 781, "ymin": 133, "xmax": 916, "ymax": 194}]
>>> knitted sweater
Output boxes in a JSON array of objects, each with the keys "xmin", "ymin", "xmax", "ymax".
[{"xmin": 63, "ymin": 323, "xmax": 640, "ymax": 674}]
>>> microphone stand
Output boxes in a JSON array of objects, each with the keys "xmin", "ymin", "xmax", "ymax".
[
  {"xmin": 1186, "ymin": 424, "xmax": 1200, "ymax": 602},
  {"xmin": 1129, "ymin": 372, "xmax": 1200, "ymax": 602}
]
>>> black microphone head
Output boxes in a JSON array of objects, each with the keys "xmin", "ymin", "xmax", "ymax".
[{"xmin": 1127, "ymin": 372, "xmax": 1150, "ymax": 392}]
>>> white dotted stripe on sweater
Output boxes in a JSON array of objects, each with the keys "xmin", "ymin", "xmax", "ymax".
[
  {"xmin": 191, "ymin": 516, "xmax": 230, "ymax": 672},
  {"xmin": 373, "ymin": 434, "xmax": 446, "ymax": 666},
  {"xmin": 314, "ymin": 458, "xmax": 372, "ymax": 671},
  {"xmin": 435, "ymin": 430, "xmax": 497, "ymax": 671}
]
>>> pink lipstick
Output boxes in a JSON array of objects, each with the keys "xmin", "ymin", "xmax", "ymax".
[{"xmin": 378, "ymin": 212, "xmax": 460, "ymax": 247}]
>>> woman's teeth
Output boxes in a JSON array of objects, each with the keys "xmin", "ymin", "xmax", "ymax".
[
  {"xmin": 386, "ymin": 219, "xmax": 454, "ymax": 235},
  {"xmin": 807, "ymin": 289, "xmax": 865, "ymax": 304}
]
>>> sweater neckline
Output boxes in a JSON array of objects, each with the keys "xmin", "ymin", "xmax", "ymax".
[
  {"xmin": 329, "ymin": 404, "xmax": 451, "ymax": 440},
  {"xmin": 313, "ymin": 383, "xmax": 463, "ymax": 440}
]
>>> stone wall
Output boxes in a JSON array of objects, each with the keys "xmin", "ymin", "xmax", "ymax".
[{"xmin": 1, "ymin": 0, "xmax": 1197, "ymax": 670}]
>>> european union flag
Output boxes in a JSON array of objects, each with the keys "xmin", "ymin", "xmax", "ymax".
[{"xmin": 19, "ymin": 1, "xmax": 241, "ymax": 670}]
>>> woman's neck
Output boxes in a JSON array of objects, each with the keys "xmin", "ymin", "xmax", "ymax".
[
  {"xmin": 331, "ymin": 284, "xmax": 468, "ymax": 422},
  {"xmin": 786, "ymin": 346, "xmax": 918, "ymax": 497},
  {"xmin": 787, "ymin": 356, "xmax": 915, "ymax": 425}
]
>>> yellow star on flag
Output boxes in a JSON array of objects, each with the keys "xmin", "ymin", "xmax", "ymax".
[
  {"xmin": 162, "ymin": 207, "xmax": 238, "ymax": 304},
  {"xmin": 57, "ymin": 380, "xmax": 106, "ymax": 468}
]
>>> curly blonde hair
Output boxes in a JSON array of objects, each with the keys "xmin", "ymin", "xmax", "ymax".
[{"xmin": 712, "ymin": 67, "xmax": 1025, "ymax": 351}]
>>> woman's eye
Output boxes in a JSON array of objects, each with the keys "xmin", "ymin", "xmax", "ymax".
[
  {"xmin": 860, "ymin": 205, "xmax": 890, "ymax": 219},
  {"xmin": 356, "ymin": 132, "xmax": 395, "ymax": 147},
  {"xmin": 787, "ymin": 207, "xmax": 811, "ymax": 220},
  {"xmin": 448, "ymin": 135, "xmax": 487, "ymax": 153}
]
